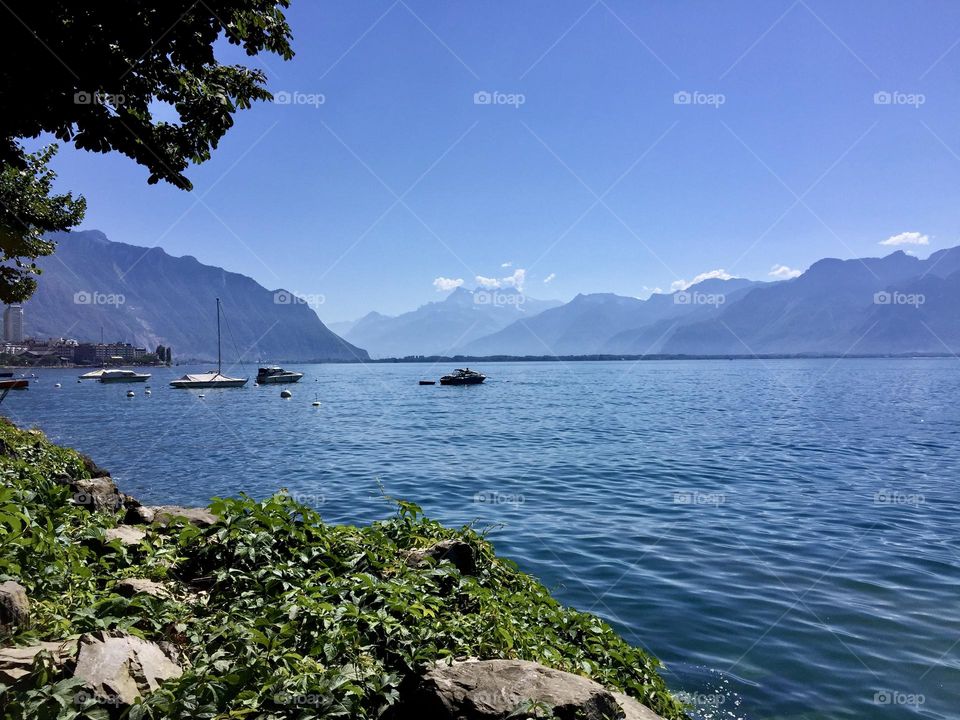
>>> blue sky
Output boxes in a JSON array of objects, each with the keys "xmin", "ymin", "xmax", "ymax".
[{"xmin": 33, "ymin": 0, "xmax": 960, "ymax": 321}]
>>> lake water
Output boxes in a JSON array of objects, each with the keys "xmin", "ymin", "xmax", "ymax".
[{"xmin": 5, "ymin": 359, "xmax": 958, "ymax": 719}]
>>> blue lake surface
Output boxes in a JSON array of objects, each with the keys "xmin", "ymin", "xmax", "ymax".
[{"xmin": 5, "ymin": 359, "xmax": 958, "ymax": 719}]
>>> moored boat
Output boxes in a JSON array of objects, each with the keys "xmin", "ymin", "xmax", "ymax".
[
  {"xmin": 439, "ymin": 368, "xmax": 486, "ymax": 385},
  {"xmin": 170, "ymin": 298, "xmax": 248, "ymax": 389},
  {"xmin": 0, "ymin": 379, "xmax": 28, "ymax": 390},
  {"xmin": 256, "ymin": 366, "xmax": 304, "ymax": 384},
  {"xmin": 78, "ymin": 368, "xmax": 108, "ymax": 380},
  {"xmin": 98, "ymin": 369, "xmax": 151, "ymax": 383}
]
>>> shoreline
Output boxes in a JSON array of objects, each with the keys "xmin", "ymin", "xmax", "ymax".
[{"xmin": 0, "ymin": 417, "xmax": 685, "ymax": 719}]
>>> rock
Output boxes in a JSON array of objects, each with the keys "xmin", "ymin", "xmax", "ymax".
[
  {"xmin": 104, "ymin": 525, "xmax": 147, "ymax": 546},
  {"xmin": 402, "ymin": 659, "xmax": 638, "ymax": 720},
  {"xmin": 0, "ymin": 638, "xmax": 79, "ymax": 682},
  {"xmin": 73, "ymin": 631, "xmax": 182, "ymax": 706},
  {"xmin": 115, "ymin": 578, "xmax": 170, "ymax": 599},
  {"xmin": 61, "ymin": 475, "xmax": 125, "ymax": 512},
  {"xmin": 406, "ymin": 539, "xmax": 476, "ymax": 576},
  {"xmin": 78, "ymin": 452, "xmax": 110, "ymax": 478},
  {"xmin": 127, "ymin": 505, "xmax": 218, "ymax": 527},
  {"xmin": 0, "ymin": 580, "xmax": 30, "ymax": 633},
  {"xmin": 612, "ymin": 692, "xmax": 666, "ymax": 720}
]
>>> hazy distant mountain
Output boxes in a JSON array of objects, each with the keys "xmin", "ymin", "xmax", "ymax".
[
  {"xmin": 661, "ymin": 249, "xmax": 960, "ymax": 355},
  {"xmin": 462, "ymin": 278, "xmax": 759, "ymax": 356},
  {"xmin": 342, "ymin": 287, "xmax": 562, "ymax": 358},
  {"xmin": 24, "ymin": 230, "xmax": 368, "ymax": 362}
]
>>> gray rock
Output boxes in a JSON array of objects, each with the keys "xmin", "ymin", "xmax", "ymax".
[
  {"xmin": 127, "ymin": 505, "xmax": 218, "ymax": 527},
  {"xmin": 104, "ymin": 525, "xmax": 147, "ymax": 546},
  {"xmin": 64, "ymin": 476, "xmax": 125, "ymax": 512},
  {"xmin": 405, "ymin": 659, "xmax": 644, "ymax": 720},
  {"xmin": 406, "ymin": 539, "xmax": 476, "ymax": 575},
  {"xmin": 0, "ymin": 638, "xmax": 79, "ymax": 682},
  {"xmin": 115, "ymin": 578, "xmax": 170, "ymax": 599},
  {"xmin": 0, "ymin": 580, "xmax": 30, "ymax": 633},
  {"xmin": 73, "ymin": 631, "xmax": 182, "ymax": 706},
  {"xmin": 612, "ymin": 692, "xmax": 666, "ymax": 720}
]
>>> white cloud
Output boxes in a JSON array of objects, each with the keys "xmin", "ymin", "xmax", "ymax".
[
  {"xmin": 501, "ymin": 261, "xmax": 513, "ymax": 268},
  {"xmin": 433, "ymin": 276, "xmax": 464, "ymax": 292},
  {"xmin": 670, "ymin": 269, "xmax": 735, "ymax": 292},
  {"xmin": 476, "ymin": 268, "xmax": 527, "ymax": 292},
  {"xmin": 880, "ymin": 231, "xmax": 929, "ymax": 246},
  {"xmin": 769, "ymin": 264, "xmax": 802, "ymax": 279},
  {"xmin": 502, "ymin": 268, "xmax": 526, "ymax": 291},
  {"xmin": 543, "ymin": 272, "xmax": 556, "ymax": 284}
]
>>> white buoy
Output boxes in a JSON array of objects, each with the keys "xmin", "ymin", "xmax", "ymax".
[
  {"xmin": 312, "ymin": 400, "xmax": 321, "ymax": 407},
  {"xmin": 198, "ymin": 393, "xmax": 205, "ymax": 399},
  {"xmin": 126, "ymin": 390, "xmax": 135, "ymax": 398},
  {"xmin": 54, "ymin": 383, "xmax": 61, "ymax": 388},
  {"xmin": 280, "ymin": 389, "xmax": 293, "ymax": 399},
  {"xmin": 145, "ymin": 389, "xmax": 152, "ymax": 395}
]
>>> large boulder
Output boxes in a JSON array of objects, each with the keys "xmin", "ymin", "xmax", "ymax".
[
  {"xmin": 59, "ymin": 475, "xmax": 126, "ymax": 512},
  {"xmin": 0, "ymin": 580, "xmax": 30, "ymax": 633},
  {"xmin": 0, "ymin": 638, "xmax": 79, "ymax": 682},
  {"xmin": 405, "ymin": 539, "xmax": 477, "ymax": 576},
  {"xmin": 127, "ymin": 505, "xmax": 218, "ymax": 527},
  {"xmin": 399, "ymin": 659, "xmax": 664, "ymax": 720},
  {"xmin": 72, "ymin": 631, "xmax": 182, "ymax": 706}
]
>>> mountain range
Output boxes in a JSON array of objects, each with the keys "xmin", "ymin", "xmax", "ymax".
[
  {"xmin": 338, "ymin": 246, "xmax": 960, "ymax": 358},
  {"xmin": 19, "ymin": 231, "xmax": 960, "ymax": 361},
  {"xmin": 340, "ymin": 287, "xmax": 562, "ymax": 358},
  {"xmin": 24, "ymin": 231, "xmax": 367, "ymax": 362}
]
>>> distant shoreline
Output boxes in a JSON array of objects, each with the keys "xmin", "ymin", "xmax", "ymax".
[{"xmin": 9, "ymin": 352, "xmax": 956, "ymax": 369}]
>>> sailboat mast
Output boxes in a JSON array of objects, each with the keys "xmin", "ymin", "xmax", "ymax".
[{"xmin": 216, "ymin": 298, "xmax": 222, "ymax": 374}]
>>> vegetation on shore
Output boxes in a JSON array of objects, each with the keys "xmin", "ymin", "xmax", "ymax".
[{"xmin": 0, "ymin": 418, "xmax": 686, "ymax": 719}]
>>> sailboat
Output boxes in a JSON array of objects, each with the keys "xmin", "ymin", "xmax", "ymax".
[{"xmin": 170, "ymin": 299, "xmax": 248, "ymax": 389}]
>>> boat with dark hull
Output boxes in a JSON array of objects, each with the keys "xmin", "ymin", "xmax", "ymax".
[
  {"xmin": 99, "ymin": 369, "xmax": 151, "ymax": 383},
  {"xmin": 256, "ymin": 366, "xmax": 304, "ymax": 384},
  {"xmin": 439, "ymin": 368, "xmax": 486, "ymax": 385}
]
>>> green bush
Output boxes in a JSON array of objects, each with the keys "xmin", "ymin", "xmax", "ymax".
[{"xmin": 0, "ymin": 420, "xmax": 687, "ymax": 719}]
